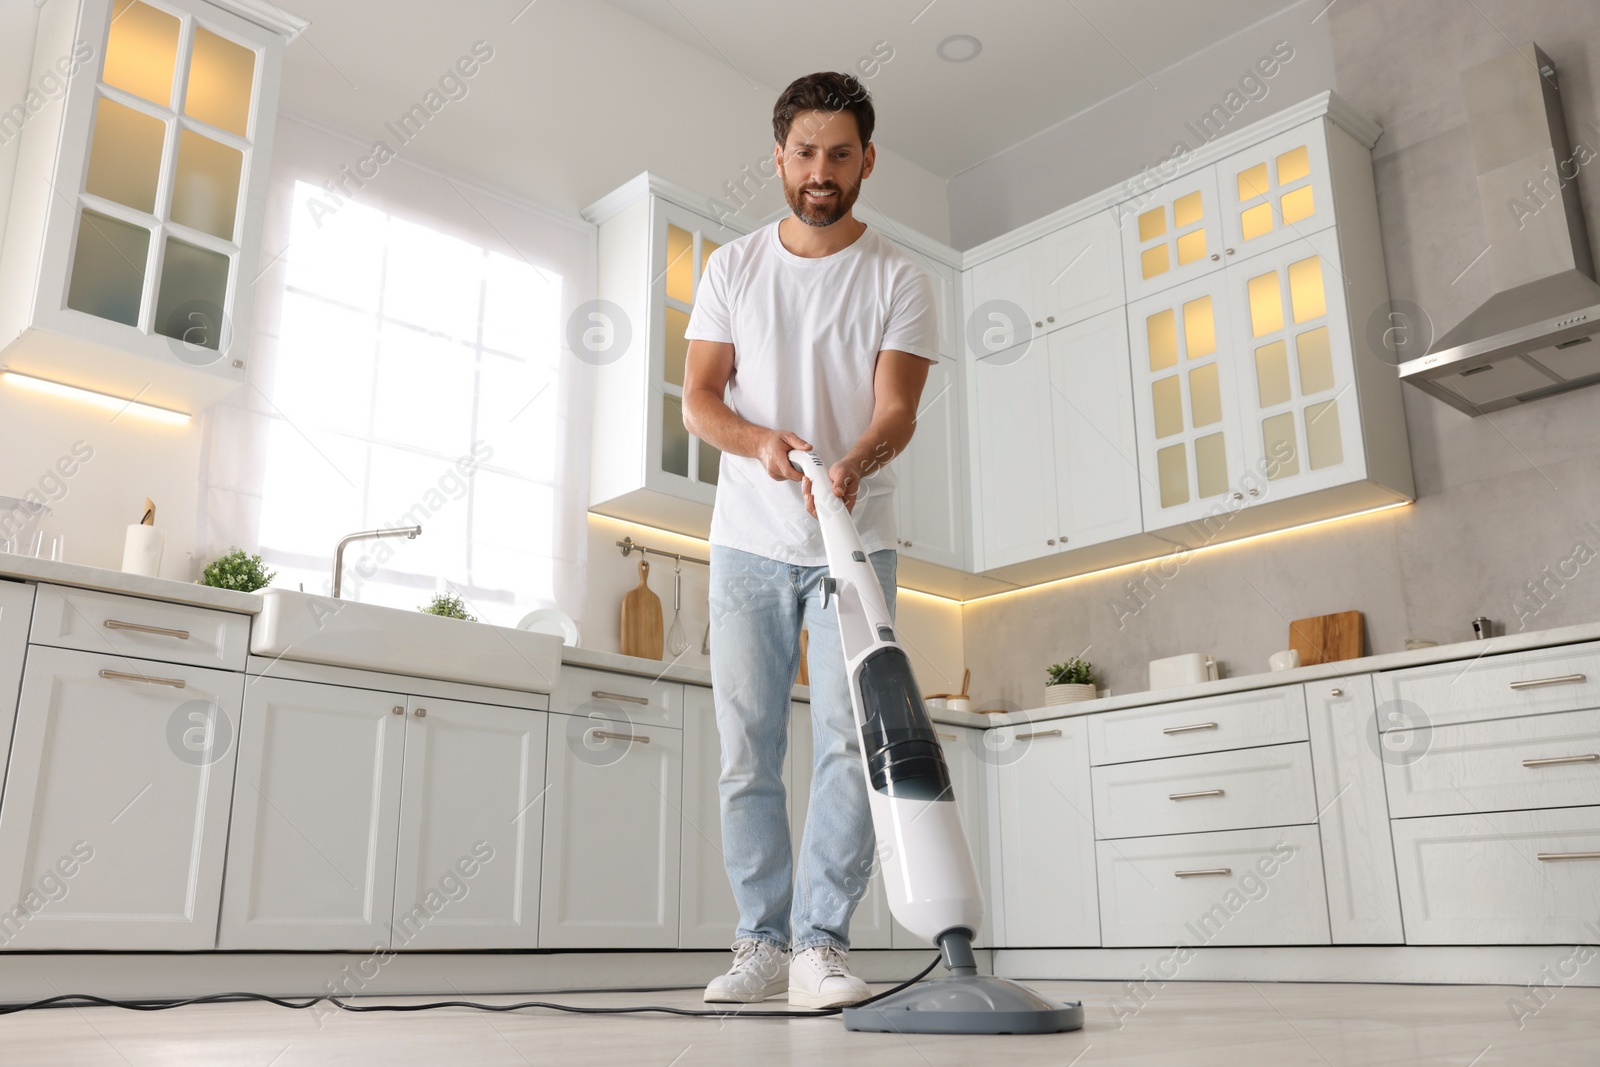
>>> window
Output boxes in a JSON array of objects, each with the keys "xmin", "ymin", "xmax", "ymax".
[{"xmin": 237, "ymin": 180, "xmax": 564, "ymax": 624}]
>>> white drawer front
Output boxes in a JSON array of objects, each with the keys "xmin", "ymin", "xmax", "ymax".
[
  {"xmin": 1376, "ymin": 640, "xmax": 1600, "ymax": 730},
  {"xmin": 556, "ymin": 665, "xmax": 683, "ymax": 729},
  {"xmin": 1391, "ymin": 806, "xmax": 1600, "ymax": 944},
  {"xmin": 1088, "ymin": 685, "xmax": 1307, "ymax": 766},
  {"xmin": 1096, "ymin": 825, "xmax": 1329, "ymax": 947},
  {"xmin": 1092, "ymin": 742, "xmax": 1317, "ymax": 840},
  {"xmin": 29, "ymin": 585, "xmax": 249, "ymax": 672},
  {"xmin": 1385, "ymin": 708, "xmax": 1600, "ymax": 818}
]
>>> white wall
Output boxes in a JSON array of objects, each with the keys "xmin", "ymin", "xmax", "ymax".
[{"xmin": 947, "ymin": 0, "xmax": 1335, "ymax": 249}]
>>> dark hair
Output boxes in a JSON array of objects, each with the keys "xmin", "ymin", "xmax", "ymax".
[{"xmin": 772, "ymin": 72, "xmax": 874, "ymax": 150}]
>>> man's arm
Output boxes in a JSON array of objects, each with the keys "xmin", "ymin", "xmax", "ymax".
[
  {"xmin": 803, "ymin": 350, "xmax": 933, "ymax": 517},
  {"xmin": 682, "ymin": 338, "xmax": 812, "ymax": 484}
]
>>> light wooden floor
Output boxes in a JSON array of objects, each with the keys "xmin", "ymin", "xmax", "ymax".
[{"xmin": 3, "ymin": 979, "xmax": 1598, "ymax": 1065}]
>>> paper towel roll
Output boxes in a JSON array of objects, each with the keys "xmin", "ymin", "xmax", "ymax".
[{"xmin": 122, "ymin": 524, "xmax": 164, "ymax": 577}]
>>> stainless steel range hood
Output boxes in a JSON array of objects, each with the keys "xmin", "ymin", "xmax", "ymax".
[{"xmin": 1400, "ymin": 42, "xmax": 1600, "ymax": 415}]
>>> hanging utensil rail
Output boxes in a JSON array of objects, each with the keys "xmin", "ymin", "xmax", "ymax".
[{"xmin": 616, "ymin": 536, "xmax": 709, "ymax": 568}]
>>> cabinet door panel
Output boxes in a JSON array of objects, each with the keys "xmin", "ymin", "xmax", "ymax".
[
  {"xmin": 1227, "ymin": 233, "xmax": 1364, "ymax": 498},
  {"xmin": 1047, "ymin": 310, "xmax": 1143, "ymax": 550},
  {"xmin": 391, "ymin": 697, "xmax": 547, "ymax": 950},
  {"xmin": 1120, "ymin": 170, "xmax": 1226, "ymax": 300},
  {"xmin": 897, "ymin": 357, "xmax": 965, "ymax": 568},
  {"xmin": 540, "ymin": 713, "xmax": 682, "ymax": 947},
  {"xmin": 0, "ymin": 646, "xmax": 242, "ymax": 949},
  {"xmin": 1126, "ymin": 270, "xmax": 1249, "ymax": 531},
  {"xmin": 1038, "ymin": 211, "xmax": 1125, "ymax": 329},
  {"xmin": 971, "ymin": 342, "xmax": 1058, "ymax": 570},
  {"xmin": 968, "ymin": 237, "xmax": 1047, "ymax": 347},
  {"xmin": 0, "ymin": 582, "xmax": 31, "ymax": 801},
  {"xmin": 218, "ymin": 676, "xmax": 406, "ymax": 949},
  {"xmin": 1219, "ymin": 120, "xmax": 1337, "ymax": 263},
  {"xmin": 993, "ymin": 720, "xmax": 1100, "ymax": 946}
]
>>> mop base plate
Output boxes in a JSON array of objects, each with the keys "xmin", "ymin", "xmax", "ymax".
[{"xmin": 842, "ymin": 975, "xmax": 1084, "ymax": 1035}]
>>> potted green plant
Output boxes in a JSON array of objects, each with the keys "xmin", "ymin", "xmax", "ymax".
[
  {"xmin": 1045, "ymin": 658, "xmax": 1097, "ymax": 705},
  {"xmin": 197, "ymin": 548, "xmax": 276, "ymax": 592},
  {"xmin": 419, "ymin": 592, "xmax": 476, "ymax": 622}
]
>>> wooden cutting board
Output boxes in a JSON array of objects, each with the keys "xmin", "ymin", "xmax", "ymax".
[
  {"xmin": 1288, "ymin": 610, "xmax": 1363, "ymax": 666},
  {"xmin": 621, "ymin": 559, "xmax": 663, "ymax": 660}
]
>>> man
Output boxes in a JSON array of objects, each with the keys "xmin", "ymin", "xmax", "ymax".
[{"xmin": 681, "ymin": 70, "xmax": 940, "ymax": 1009}]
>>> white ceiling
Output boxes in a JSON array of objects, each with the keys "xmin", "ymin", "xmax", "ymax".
[
  {"xmin": 271, "ymin": 0, "xmax": 1303, "ymax": 219},
  {"xmin": 600, "ymin": 0, "xmax": 1302, "ymax": 176}
]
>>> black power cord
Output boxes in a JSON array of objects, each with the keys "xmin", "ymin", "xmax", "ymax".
[{"xmin": 0, "ymin": 953, "xmax": 943, "ymax": 1020}]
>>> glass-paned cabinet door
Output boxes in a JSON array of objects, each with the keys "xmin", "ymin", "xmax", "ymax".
[
  {"xmin": 1126, "ymin": 271, "xmax": 1247, "ymax": 530},
  {"xmin": 1118, "ymin": 169, "xmax": 1226, "ymax": 301},
  {"xmin": 65, "ymin": 0, "xmax": 264, "ymax": 358},
  {"xmin": 1228, "ymin": 235, "xmax": 1363, "ymax": 499},
  {"xmin": 650, "ymin": 199, "xmax": 740, "ymax": 497},
  {"xmin": 1219, "ymin": 120, "xmax": 1335, "ymax": 264}
]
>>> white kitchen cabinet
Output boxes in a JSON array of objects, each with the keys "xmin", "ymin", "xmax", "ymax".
[
  {"xmin": 971, "ymin": 308, "xmax": 1143, "ymax": 572},
  {"xmin": 1218, "ymin": 121, "xmax": 1338, "ymax": 264},
  {"xmin": 1089, "ymin": 683, "xmax": 1308, "ymax": 766},
  {"xmin": 584, "ymin": 175, "xmax": 749, "ymax": 537},
  {"xmin": 894, "ymin": 356, "xmax": 966, "ymax": 569},
  {"xmin": 0, "ymin": 0, "xmax": 300, "ymax": 414},
  {"xmin": 891, "ymin": 724, "xmax": 988, "ymax": 949},
  {"xmin": 0, "ymin": 581, "xmax": 31, "ymax": 797},
  {"xmin": 1391, "ymin": 805, "xmax": 1600, "ymax": 944},
  {"xmin": 1303, "ymin": 677, "xmax": 1403, "ymax": 944},
  {"xmin": 218, "ymin": 675, "xmax": 406, "ymax": 950},
  {"xmin": 390, "ymin": 696, "xmax": 547, "ymax": 950},
  {"xmin": 539, "ymin": 708, "xmax": 684, "ymax": 948},
  {"xmin": 1096, "ymin": 824, "xmax": 1330, "ymax": 947},
  {"xmin": 0, "ymin": 645, "xmax": 242, "ymax": 949},
  {"xmin": 30, "ymin": 583, "xmax": 249, "ymax": 671},
  {"xmin": 1091, "ymin": 742, "xmax": 1319, "ymax": 841},
  {"xmin": 990, "ymin": 719, "xmax": 1100, "ymax": 947},
  {"xmin": 788, "ymin": 700, "xmax": 892, "ymax": 948},
  {"xmin": 968, "ymin": 211, "xmax": 1124, "ymax": 350},
  {"xmin": 1375, "ymin": 639, "xmax": 1600, "ymax": 732},
  {"xmin": 1120, "ymin": 167, "xmax": 1229, "ymax": 301}
]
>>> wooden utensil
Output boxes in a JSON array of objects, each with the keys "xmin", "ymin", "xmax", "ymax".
[
  {"xmin": 1288, "ymin": 610, "xmax": 1363, "ymax": 666},
  {"xmin": 959, "ymin": 668, "xmax": 970, "ymax": 698},
  {"xmin": 621, "ymin": 559, "xmax": 664, "ymax": 660},
  {"xmin": 796, "ymin": 628, "xmax": 810, "ymax": 686}
]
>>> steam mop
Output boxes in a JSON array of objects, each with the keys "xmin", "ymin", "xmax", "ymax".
[{"xmin": 788, "ymin": 450, "xmax": 1084, "ymax": 1035}]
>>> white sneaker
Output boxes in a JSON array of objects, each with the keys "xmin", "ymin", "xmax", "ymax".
[
  {"xmin": 787, "ymin": 945, "xmax": 871, "ymax": 1009},
  {"xmin": 703, "ymin": 939, "xmax": 790, "ymax": 1003}
]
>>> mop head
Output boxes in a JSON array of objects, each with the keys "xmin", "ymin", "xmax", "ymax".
[{"xmin": 843, "ymin": 974, "xmax": 1084, "ymax": 1035}]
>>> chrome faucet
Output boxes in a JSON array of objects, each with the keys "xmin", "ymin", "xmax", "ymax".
[{"xmin": 332, "ymin": 526, "xmax": 422, "ymax": 598}]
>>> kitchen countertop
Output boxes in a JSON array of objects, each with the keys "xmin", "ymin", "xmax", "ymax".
[{"xmin": 7, "ymin": 554, "xmax": 1597, "ymax": 727}]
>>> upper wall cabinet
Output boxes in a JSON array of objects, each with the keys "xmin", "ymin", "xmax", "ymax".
[
  {"xmin": 1121, "ymin": 167, "xmax": 1229, "ymax": 300},
  {"xmin": 0, "ymin": 0, "xmax": 302, "ymax": 415},
  {"xmin": 584, "ymin": 176, "xmax": 748, "ymax": 538},
  {"xmin": 968, "ymin": 211, "xmax": 1123, "ymax": 351}
]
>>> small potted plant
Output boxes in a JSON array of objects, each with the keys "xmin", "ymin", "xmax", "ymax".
[
  {"xmin": 197, "ymin": 548, "xmax": 276, "ymax": 592},
  {"xmin": 420, "ymin": 592, "xmax": 476, "ymax": 622},
  {"xmin": 1045, "ymin": 658, "xmax": 1097, "ymax": 705}
]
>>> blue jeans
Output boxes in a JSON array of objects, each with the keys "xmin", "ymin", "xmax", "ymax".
[{"xmin": 707, "ymin": 543, "xmax": 898, "ymax": 952}]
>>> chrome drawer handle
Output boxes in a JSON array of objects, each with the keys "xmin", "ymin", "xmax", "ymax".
[
  {"xmin": 592, "ymin": 729, "xmax": 650, "ymax": 744},
  {"xmin": 99, "ymin": 668, "xmax": 186, "ymax": 689},
  {"xmin": 1170, "ymin": 789, "xmax": 1225, "ymax": 800},
  {"xmin": 104, "ymin": 619, "xmax": 191, "ymax": 640},
  {"xmin": 1523, "ymin": 754, "xmax": 1600, "ymax": 768},
  {"xmin": 937, "ymin": 732, "xmax": 957, "ymax": 741},
  {"xmin": 1174, "ymin": 868, "xmax": 1232, "ymax": 878},
  {"xmin": 1537, "ymin": 852, "xmax": 1600, "ymax": 861},
  {"xmin": 1164, "ymin": 722, "xmax": 1218, "ymax": 735},
  {"xmin": 1509, "ymin": 673, "xmax": 1587, "ymax": 690},
  {"xmin": 1016, "ymin": 729, "xmax": 1062, "ymax": 741},
  {"xmin": 592, "ymin": 690, "xmax": 650, "ymax": 705}
]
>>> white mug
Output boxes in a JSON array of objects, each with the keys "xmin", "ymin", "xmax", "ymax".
[{"xmin": 1268, "ymin": 649, "xmax": 1301, "ymax": 672}]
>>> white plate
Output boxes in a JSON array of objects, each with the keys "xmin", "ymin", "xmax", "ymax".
[{"xmin": 517, "ymin": 608, "xmax": 581, "ymax": 646}]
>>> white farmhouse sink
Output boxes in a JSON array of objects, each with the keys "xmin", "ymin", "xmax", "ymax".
[{"xmin": 250, "ymin": 589, "xmax": 561, "ymax": 693}]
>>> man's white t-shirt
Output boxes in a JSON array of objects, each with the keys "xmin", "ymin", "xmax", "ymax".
[{"xmin": 683, "ymin": 219, "xmax": 941, "ymax": 567}]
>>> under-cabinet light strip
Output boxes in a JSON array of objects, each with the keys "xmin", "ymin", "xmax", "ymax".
[{"xmin": 1, "ymin": 371, "xmax": 192, "ymax": 425}]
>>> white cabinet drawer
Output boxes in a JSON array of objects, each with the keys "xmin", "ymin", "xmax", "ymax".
[
  {"xmin": 556, "ymin": 665, "xmax": 683, "ymax": 729},
  {"xmin": 30, "ymin": 585, "xmax": 250, "ymax": 672},
  {"xmin": 1391, "ymin": 806, "xmax": 1600, "ymax": 944},
  {"xmin": 1376, "ymin": 640, "xmax": 1600, "ymax": 730},
  {"xmin": 1096, "ymin": 825, "xmax": 1329, "ymax": 947},
  {"xmin": 1385, "ymin": 708, "xmax": 1600, "ymax": 818},
  {"xmin": 1089, "ymin": 685, "xmax": 1307, "ymax": 766},
  {"xmin": 1092, "ymin": 742, "xmax": 1317, "ymax": 840}
]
